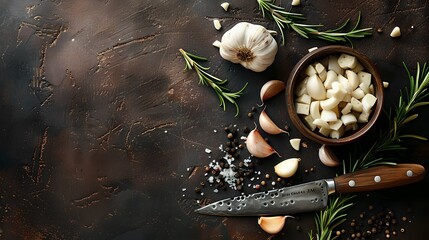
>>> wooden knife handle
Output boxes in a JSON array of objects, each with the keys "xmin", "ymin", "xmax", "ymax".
[{"xmin": 334, "ymin": 164, "xmax": 425, "ymax": 193}]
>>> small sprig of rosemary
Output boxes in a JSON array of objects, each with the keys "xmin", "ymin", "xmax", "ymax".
[
  {"xmin": 256, "ymin": 0, "xmax": 373, "ymax": 46},
  {"xmin": 311, "ymin": 63, "xmax": 429, "ymax": 240},
  {"xmin": 309, "ymin": 194, "xmax": 355, "ymax": 240},
  {"xmin": 179, "ymin": 48, "xmax": 248, "ymax": 117}
]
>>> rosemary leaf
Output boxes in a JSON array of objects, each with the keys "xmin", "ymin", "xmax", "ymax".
[{"xmin": 179, "ymin": 48, "xmax": 248, "ymax": 117}]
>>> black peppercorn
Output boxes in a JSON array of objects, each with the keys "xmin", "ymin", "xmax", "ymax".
[{"xmin": 243, "ymin": 126, "xmax": 250, "ymax": 133}]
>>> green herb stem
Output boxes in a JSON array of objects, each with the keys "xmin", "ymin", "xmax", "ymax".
[
  {"xmin": 257, "ymin": 0, "xmax": 372, "ymax": 46},
  {"xmin": 312, "ymin": 63, "xmax": 429, "ymax": 240},
  {"xmin": 179, "ymin": 48, "xmax": 248, "ymax": 117}
]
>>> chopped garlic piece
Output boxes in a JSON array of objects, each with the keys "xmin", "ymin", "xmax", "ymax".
[
  {"xmin": 383, "ymin": 81, "xmax": 389, "ymax": 88},
  {"xmin": 212, "ymin": 40, "xmax": 222, "ymax": 48},
  {"xmin": 292, "ymin": 0, "xmax": 301, "ymax": 6},
  {"xmin": 289, "ymin": 138, "xmax": 301, "ymax": 151},
  {"xmin": 296, "ymin": 103, "xmax": 310, "ymax": 115},
  {"xmin": 390, "ymin": 26, "xmax": 401, "ymax": 38},
  {"xmin": 220, "ymin": 2, "xmax": 230, "ymax": 11},
  {"xmin": 308, "ymin": 47, "xmax": 318, "ymax": 52},
  {"xmin": 338, "ymin": 53, "xmax": 357, "ymax": 69},
  {"xmin": 213, "ymin": 19, "xmax": 222, "ymax": 30}
]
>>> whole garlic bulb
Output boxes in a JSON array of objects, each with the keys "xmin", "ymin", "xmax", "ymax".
[{"xmin": 219, "ymin": 22, "xmax": 278, "ymax": 72}]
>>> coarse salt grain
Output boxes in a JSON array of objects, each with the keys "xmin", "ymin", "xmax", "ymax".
[{"xmin": 205, "ymin": 148, "xmax": 212, "ymax": 154}]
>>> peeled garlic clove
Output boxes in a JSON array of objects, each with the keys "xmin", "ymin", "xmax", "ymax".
[
  {"xmin": 258, "ymin": 216, "xmax": 287, "ymax": 234},
  {"xmin": 274, "ymin": 158, "xmax": 300, "ymax": 178},
  {"xmin": 318, "ymin": 144, "xmax": 340, "ymax": 167},
  {"xmin": 246, "ymin": 125, "xmax": 280, "ymax": 158},
  {"xmin": 259, "ymin": 80, "xmax": 285, "ymax": 106},
  {"xmin": 259, "ymin": 108, "xmax": 288, "ymax": 135},
  {"xmin": 306, "ymin": 75, "xmax": 326, "ymax": 100}
]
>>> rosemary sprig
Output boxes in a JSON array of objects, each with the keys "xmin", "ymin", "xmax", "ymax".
[
  {"xmin": 309, "ymin": 194, "xmax": 355, "ymax": 240},
  {"xmin": 256, "ymin": 0, "xmax": 373, "ymax": 46},
  {"xmin": 311, "ymin": 63, "xmax": 429, "ymax": 240},
  {"xmin": 351, "ymin": 62, "xmax": 429, "ymax": 172},
  {"xmin": 179, "ymin": 48, "xmax": 248, "ymax": 117}
]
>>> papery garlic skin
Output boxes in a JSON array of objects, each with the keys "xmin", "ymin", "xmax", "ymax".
[
  {"xmin": 259, "ymin": 80, "xmax": 285, "ymax": 106},
  {"xmin": 318, "ymin": 144, "xmax": 340, "ymax": 167},
  {"xmin": 219, "ymin": 22, "xmax": 278, "ymax": 72},
  {"xmin": 246, "ymin": 126, "xmax": 279, "ymax": 158},
  {"xmin": 259, "ymin": 109, "xmax": 288, "ymax": 135}
]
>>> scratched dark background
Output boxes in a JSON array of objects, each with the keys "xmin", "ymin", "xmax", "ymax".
[{"xmin": 0, "ymin": 0, "xmax": 429, "ymax": 239}]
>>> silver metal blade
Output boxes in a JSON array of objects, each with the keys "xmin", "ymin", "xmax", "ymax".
[{"xmin": 195, "ymin": 179, "xmax": 330, "ymax": 216}]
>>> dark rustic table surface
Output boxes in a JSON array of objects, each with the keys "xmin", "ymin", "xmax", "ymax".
[{"xmin": 1, "ymin": 1, "xmax": 429, "ymax": 239}]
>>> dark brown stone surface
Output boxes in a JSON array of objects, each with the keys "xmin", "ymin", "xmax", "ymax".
[{"xmin": 0, "ymin": 0, "xmax": 428, "ymax": 239}]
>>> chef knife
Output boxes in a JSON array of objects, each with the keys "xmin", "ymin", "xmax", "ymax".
[{"xmin": 195, "ymin": 163, "xmax": 425, "ymax": 216}]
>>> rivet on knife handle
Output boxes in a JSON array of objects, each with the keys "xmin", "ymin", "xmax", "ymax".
[{"xmin": 334, "ymin": 163, "xmax": 425, "ymax": 193}]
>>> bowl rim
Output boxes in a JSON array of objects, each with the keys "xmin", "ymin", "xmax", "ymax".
[{"xmin": 286, "ymin": 45, "xmax": 384, "ymax": 145}]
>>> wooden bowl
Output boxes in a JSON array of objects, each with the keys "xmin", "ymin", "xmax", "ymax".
[{"xmin": 286, "ymin": 45, "xmax": 384, "ymax": 145}]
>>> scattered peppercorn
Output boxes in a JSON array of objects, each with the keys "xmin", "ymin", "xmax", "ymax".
[{"xmin": 342, "ymin": 206, "xmax": 412, "ymax": 240}]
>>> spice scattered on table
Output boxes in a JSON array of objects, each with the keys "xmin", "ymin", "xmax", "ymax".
[
  {"xmin": 335, "ymin": 204, "xmax": 413, "ymax": 239},
  {"xmin": 191, "ymin": 123, "xmax": 294, "ymax": 197}
]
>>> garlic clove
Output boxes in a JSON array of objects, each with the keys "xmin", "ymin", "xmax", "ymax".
[
  {"xmin": 318, "ymin": 144, "xmax": 341, "ymax": 167},
  {"xmin": 306, "ymin": 75, "xmax": 326, "ymax": 100},
  {"xmin": 274, "ymin": 158, "xmax": 300, "ymax": 178},
  {"xmin": 246, "ymin": 125, "xmax": 280, "ymax": 158},
  {"xmin": 259, "ymin": 80, "xmax": 285, "ymax": 106},
  {"xmin": 258, "ymin": 216, "xmax": 290, "ymax": 235},
  {"xmin": 259, "ymin": 108, "xmax": 289, "ymax": 135}
]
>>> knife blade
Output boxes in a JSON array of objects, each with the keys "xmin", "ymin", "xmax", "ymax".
[{"xmin": 195, "ymin": 163, "xmax": 425, "ymax": 216}]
